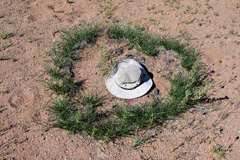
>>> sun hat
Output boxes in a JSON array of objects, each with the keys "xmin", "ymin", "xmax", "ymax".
[{"xmin": 105, "ymin": 59, "xmax": 153, "ymax": 99}]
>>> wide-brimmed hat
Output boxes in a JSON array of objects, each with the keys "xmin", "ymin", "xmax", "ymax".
[{"xmin": 105, "ymin": 59, "xmax": 153, "ymax": 99}]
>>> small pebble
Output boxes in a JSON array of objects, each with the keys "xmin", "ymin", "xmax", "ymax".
[
  {"xmin": 139, "ymin": 57, "xmax": 145, "ymax": 64},
  {"xmin": 153, "ymin": 88, "xmax": 159, "ymax": 95},
  {"xmin": 125, "ymin": 52, "xmax": 134, "ymax": 58},
  {"xmin": 73, "ymin": 41, "xmax": 87, "ymax": 50},
  {"xmin": 202, "ymin": 111, "xmax": 208, "ymax": 115},
  {"xmin": 96, "ymin": 150, "xmax": 106, "ymax": 159}
]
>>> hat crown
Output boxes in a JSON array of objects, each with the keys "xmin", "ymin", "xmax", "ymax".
[
  {"xmin": 115, "ymin": 64, "xmax": 142, "ymax": 89},
  {"xmin": 105, "ymin": 59, "xmax": 153, "ymax": 99}
]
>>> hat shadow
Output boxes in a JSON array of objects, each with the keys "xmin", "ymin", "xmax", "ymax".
[{"xmin": 140, "ymin": 63, "xmax": 156, "ymax": 95}]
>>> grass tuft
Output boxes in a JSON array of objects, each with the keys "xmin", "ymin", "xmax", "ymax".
[
  {"xmin": 48, "ymin": 94, "xmax": 133, "ymax": 141},
  {"xmin": 1, "ymin": 29, "xmax": 8, "ymax": 39},
  {"xmin": 212, "ymin": 144, "xmax": 228, "ymax": 159}
]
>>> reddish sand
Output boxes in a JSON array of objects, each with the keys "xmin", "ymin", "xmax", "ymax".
[{"xmin": 0, "ymin": 0, "xmax": 240, "ymax": 159}]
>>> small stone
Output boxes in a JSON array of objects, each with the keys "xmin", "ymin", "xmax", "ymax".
[
  {"xmin": 156, "ymin": 46, "xmax": 166, "ymax": 55},
  {"xmin": 153, "ymin": 88, "xmax": 159, "ymax": 95},
  {"xmin": 73, "ymin": 41, "xmax": 87, "ymax": 50},
  {"xmin": 166, "ymin": 71, "xmax": 173, "ymax": 79},
  {"xmin": 202, "ymin": 111, "xmax": 208, "ymax": 115},
  {"xmin": 175, "ymin": 55, "xmax": 181, "ymax": 59},
  {"xmin": 70, "ymin": 51, "xmax": 77, "ymax": 55},
  {"xmin": 168, "ymin": 51, "xmax": 175, "ymax": 56},
  {"xmin": 114, "ymin": 48, "xmax": 123, "ymax": 56},
  {"xmin": 96, "ymin": 62, "xmax": 101, "ymax": 68},
  {"xmin": 63, "ymin": 59, "xmax": 72, "ymax": 68},
  {"xmin": 155, "ymin": 46, "xmax": 165, "ymax": 51},
  {"xmin": 125, "ymin": 52, "xmax": 134, "ymax": 58},
  {"xmin": 117, "ymin": 39, "xmax": 124, "ymax": 43},
  {"xmin": 0, "ymin": 15, "xmax": 4, "ymax": 18},
  {"xmin": 41, "ymin": 136, "xmax": 45, "ymax": 140},
  {"xmin": 83, "ymin": 105, "xmax": 91, "ymax": 112},
  {"xmin": 166, "ymin": 74, "xmax": 171, "ymax": 79},
  {"xmin": 96, "ymin": 150, "xmax": 106, "ymax": 159},
  {"xmin": 156, "ymin": 68, "xmax": 161, "ymax": 73},
  {"xmin": 175, "ymin": 71, "xmax": 182, "ymax": 76},
  {"xmin": 164, "ymin": 58, "xmax": 174, "ymax": 65},
  {"xmin": 139, "ymin": 57, "xmax": 145, "ymax": 64}
]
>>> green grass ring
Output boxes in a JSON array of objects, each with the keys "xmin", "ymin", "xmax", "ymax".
[{"xmin": 45, "ymin": 23, "xmax": 213, "ymax": 142}]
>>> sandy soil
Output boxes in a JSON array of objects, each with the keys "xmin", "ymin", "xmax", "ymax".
[{"xmin": 0, "ymin": 0, "xmax": 240, "ymax": 159}]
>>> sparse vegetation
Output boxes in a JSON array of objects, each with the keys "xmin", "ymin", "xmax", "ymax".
[
  {"xmin": 147, "ymin": 4, "xmax": 156, "ymax": 11},
  {"xmin": 235, "ymin": 40, "xmax": 240, "ymax": 45},
  {"xmin": 212, "ymin": 144, "xmax": 228, "ymax": 159},
  {"xmin": 1, "ymin": 29, "xmax": 8, "ymax": 39},
  {"xmin": 214, "ymin": 11, "xmax": 219, "ymax": 16},
  {"xmin": 25, "ymin": 34, "xmax": 37, "ymax": 43},
  {"xmin": 178, "ymin": 29, "xmax": 193, "ymax": 41},
  {"xmin": 11, "ymin": 57, "xmax": 17, "ymax": 62},
  {"xmin": 205, "ymin": 33, "xmax": 211, "ymax": 38},
  {"xmin": 229, "ymin": 29, "xmax": 235, "ymax": 35},
  {"xmin": 100, "ymin": 30, "xmax": 116, "ymax": 76},
  {"xmin": 132, "ymin": 131, "xmax": 152, "ymax": 148},
  {"xmin": 98, "ymin": 0, "xmax": 118, "ymax": 19},
  {"xmin": 0, "ymin": 89, "xmax": 8, "ymax": 94},
  {"xmin": 5, "ymin": 40, "xmax": 11, "ymax": 48},
  {"xmin": 203, "ymin": 9, "xmax": 207, "ymax": 14}
]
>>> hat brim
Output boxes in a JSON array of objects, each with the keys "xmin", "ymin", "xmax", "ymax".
[{"xmin": 105, "ymin": 59, "xmax": 153, "ymax": 99}]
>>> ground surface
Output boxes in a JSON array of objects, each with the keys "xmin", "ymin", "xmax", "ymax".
[{"xmin": 0, "ymin": 0, "xmax": 240, "ymax": 159}]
